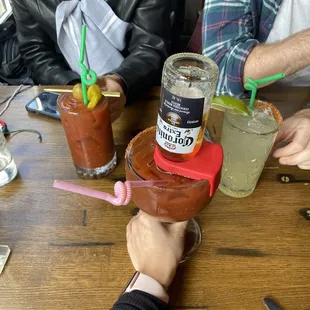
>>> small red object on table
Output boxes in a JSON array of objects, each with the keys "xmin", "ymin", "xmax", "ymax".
[{"xmin": 0, "ymin": 120, "xmax": 8, "ymax": 135}]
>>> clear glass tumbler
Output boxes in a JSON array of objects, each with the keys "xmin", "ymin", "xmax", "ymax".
[
  {"xmin": 0, "ymin": 132, "xmax": 18, "ymax": 187},
  {"xmin": 219, "ymin": 100, "xmax": 283, "ymax": 198}
]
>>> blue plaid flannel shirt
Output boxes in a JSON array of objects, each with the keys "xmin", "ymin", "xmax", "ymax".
[{"xmin": 202, "ymin": 0, "xmax": 283, "ymax": 97}]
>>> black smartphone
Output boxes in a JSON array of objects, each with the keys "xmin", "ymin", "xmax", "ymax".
[{"xmin": 25, "ymin": 91, "xmax": 60, "ymax": 120}]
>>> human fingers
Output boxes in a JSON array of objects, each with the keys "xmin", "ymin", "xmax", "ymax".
[
  {"xmin": 278, "ymin": 143, "xmax": 310, "ymax": 166},
  {"xmin": 273, "ymin": 127, "xmax": 310, "ymax": 158},
  {"xmin": 298, "ymin": 161, "xmax": 310, "ymax": 170}
]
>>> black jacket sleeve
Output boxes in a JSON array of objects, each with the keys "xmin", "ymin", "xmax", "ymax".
[
  {"xmin": 110, "ymin": 0, "xmax": 170, "ymax": 93},
  {"xmin": 12, "ymin": 0, "xmax": 169, "ymax": 90},
  {"xmin": 11, "ymin": 0, "xmax": 80, "ymax": 85},
  {"xmin": 111, "ymin": 291, "xmax": 170, "ymax": 310}
]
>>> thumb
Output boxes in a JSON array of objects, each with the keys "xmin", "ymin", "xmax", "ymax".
[
  {"xmin": 97, "ymin": 76, "xmax": 107, "ymax": 85},
  {"xmin": 273, "ymin": 125, "xmax": 310, "ymax": 158},
  {"xmin": 274, "ymin": 129, "xmax": 286, "ymax": 146},
  {"xmin": 274, "ymin": 122, "xmax": 292, "ymax": 145},
  {"xmin": 274, "ymin": 116, "xmax": 298, "ymax": 146},
  {"xmin": 168, "ymin": 220, "xmax": 188, "ymax": 236}
]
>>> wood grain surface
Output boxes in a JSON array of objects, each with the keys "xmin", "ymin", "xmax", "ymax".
[{"xmin": 0, "ymin": 85, "xmax": 309, "ymax": 310}]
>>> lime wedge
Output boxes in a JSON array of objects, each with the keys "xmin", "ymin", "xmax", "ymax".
[{"xmin": 212, "ymin": 96, "xmax": 248, "ymax": 115}]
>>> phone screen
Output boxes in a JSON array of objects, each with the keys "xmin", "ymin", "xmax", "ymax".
[{"xmin": 26, "ymin": 91, "xmax": 60, "ymax": 119}]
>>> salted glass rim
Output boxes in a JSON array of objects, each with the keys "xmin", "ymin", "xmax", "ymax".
[
  {"xmin": 57, "ymin": 93, "xmax": 108, "ymax": 116},
  {"xmin": 225, "ymin": 99, "xmax": 282, "ymax": 136}
]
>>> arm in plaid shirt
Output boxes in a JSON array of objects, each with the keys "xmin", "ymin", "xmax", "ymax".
[{"xmin": 202, "ymin": 0, "xmax": 259, "ymax": 98}]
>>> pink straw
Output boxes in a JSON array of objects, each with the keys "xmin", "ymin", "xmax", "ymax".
[{"xmin": 53, "ymin": 179, "xmax": 168, "ymax": 206}]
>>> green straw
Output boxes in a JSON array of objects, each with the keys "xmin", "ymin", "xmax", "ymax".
[
  {"xmin": 79, "ymin": 25, "xmax": 88, "ymax": 105},
  {"xmin": 244, "ymin": 73, "xmax": 285, "ymax": 113},
  {"xmin": 256, "ymin": 73, "xmax": 285, "ymax": 85},
  {"xmin": 79, "ymin": 25, "xmax": 98, "ymax": 106}
]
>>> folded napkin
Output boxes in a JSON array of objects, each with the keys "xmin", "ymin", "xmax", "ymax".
[{"xmin": 56, "ymin": 0, "xmax": 132, "ymax": 76}]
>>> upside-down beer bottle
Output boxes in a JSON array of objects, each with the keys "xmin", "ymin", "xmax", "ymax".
[{"xmin": 156, "ymin": 53, "xmax": 219, "ymax": 162}]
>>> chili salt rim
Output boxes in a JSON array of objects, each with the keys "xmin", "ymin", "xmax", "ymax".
[
  {"xmin": 125, "ymin": 126, "xmax": 156, "ymax": 159},
  {"xmin": 255, "ymin": 100, "xmax": 283, "ymax": 128}
]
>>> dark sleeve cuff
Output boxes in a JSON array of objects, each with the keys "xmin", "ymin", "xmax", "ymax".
[
  {"xmin": 111, "ymin": 290, "xmax": 170, "ymax": 310},
  {"xmin": 108, "ymin": 64, "xmax": 160, "ymax": 95},
  {"xmin": 48, "ymin": 69, "xmax": 80, "ymax": 85}
]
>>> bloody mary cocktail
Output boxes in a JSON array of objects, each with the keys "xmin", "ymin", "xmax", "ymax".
[
  {"xmin": 125, "ymin": 127, "xmax": 212, "ymax": 222},
  {"xmin": 58, "ymin": 93, "xmax": 116, "ymax": 179}
]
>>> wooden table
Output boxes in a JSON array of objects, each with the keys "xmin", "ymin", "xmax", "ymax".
[{"xmin": 0, "ymin": 86, "xmax": 309, "ymax": 310}]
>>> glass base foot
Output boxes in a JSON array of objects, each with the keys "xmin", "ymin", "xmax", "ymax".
[
  {"xmin": 181, "ymin": 218, "xmax": 202, "ymax": 263},
  {"xmin": 75, "ymin": 152, "xmax": 117, "ymax": 179}
]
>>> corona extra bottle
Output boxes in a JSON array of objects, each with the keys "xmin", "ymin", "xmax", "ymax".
[{"xmin": 156, "ymin": 53, "xmax": 219, "ymax": 162}]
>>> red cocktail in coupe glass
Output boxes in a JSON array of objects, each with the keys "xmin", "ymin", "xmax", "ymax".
[{"xmin": 125, "ymin": 127, "xmax": 221, "ymax": 260}]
